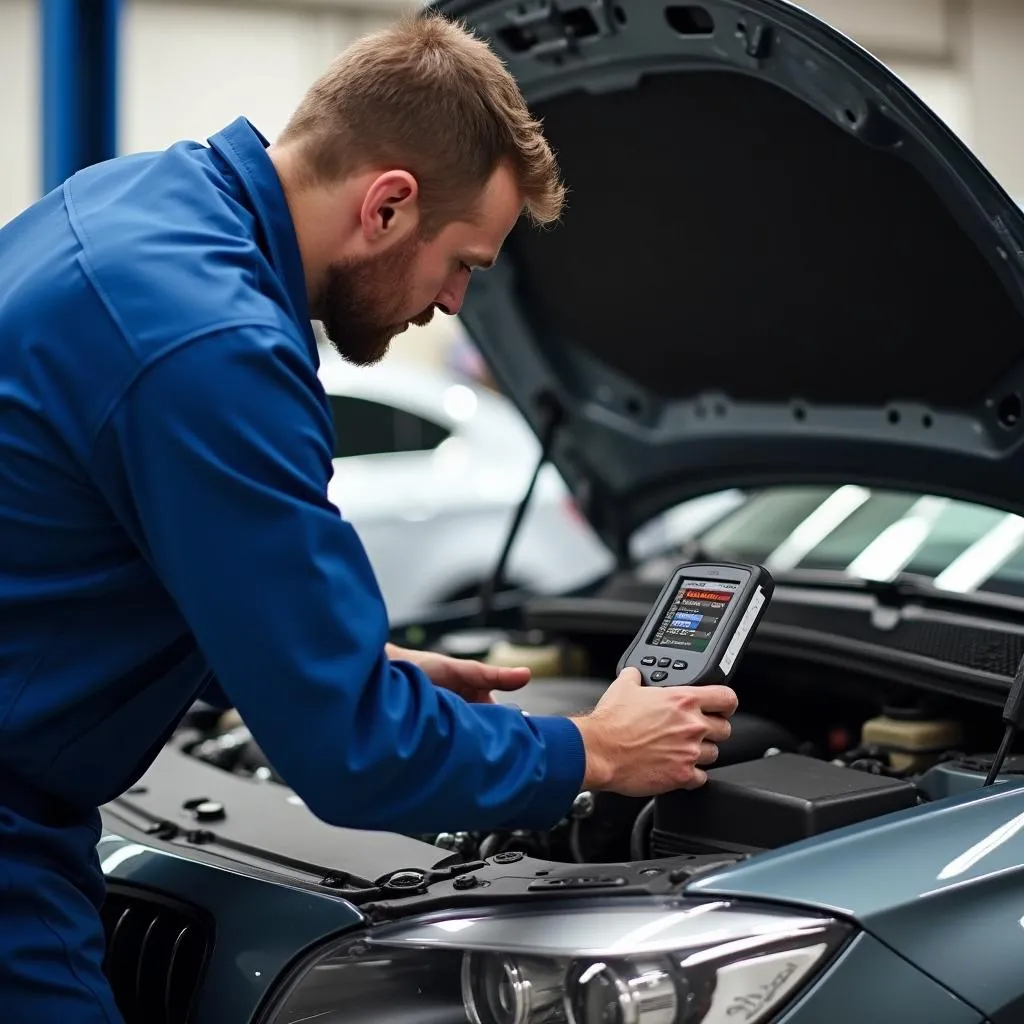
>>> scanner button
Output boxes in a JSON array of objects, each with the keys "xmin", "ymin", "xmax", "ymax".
[
  {"xmin": 650, "ymin": 670, "xmax": 668, "ymax": 682},
  {"xmin": 640, "ymin": 656, "xmax": 656, "ymax": 666},
  {"xmin": 672, "ymin": 660, "xmax": 688, "ymax": 670},
  {"xmin": 657, "ymin": 657, "xmax": 671, "ymax": 668}
]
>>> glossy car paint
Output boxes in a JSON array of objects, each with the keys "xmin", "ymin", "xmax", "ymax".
[
  {"xmin": 98, "ymin": 829, "xmax": 364, "ymax": 1024},
  {"xmin": 777, "ymin": 932, "xmax": 982, "ymax": 1024},
  {"xmin": 688, "ymin": 777, "xmax": 1024, "ymax": 1021}
]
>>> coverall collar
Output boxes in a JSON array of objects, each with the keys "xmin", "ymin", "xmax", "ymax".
[{"xmin": 208, "ymin": 117, "xmax": 318, "ymax": 359}]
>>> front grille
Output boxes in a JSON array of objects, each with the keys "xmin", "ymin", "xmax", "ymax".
[{"xmin": 100, "ymin": 886, "xmax": 212, "ymax": 1024}]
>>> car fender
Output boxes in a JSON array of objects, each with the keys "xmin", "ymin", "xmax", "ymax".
[
  {"xmin": 686, "ymin": 777, "xmax": 1024, "ymax": 1022},
  {"xmin": 97, "ymin": 830, "xmax": 365, "ymax": 1024}
]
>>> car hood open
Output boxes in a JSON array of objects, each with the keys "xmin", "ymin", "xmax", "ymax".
[{"xmin": 427, "ymin": 0, "xmax": 1024, "ymax": 556}]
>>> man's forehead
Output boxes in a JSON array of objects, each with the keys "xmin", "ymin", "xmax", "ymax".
[
  {"xmin": 458, "ymin": 212, "xmax": 518, "ymax": 269},
  {"xmin": 466, "ymin": 163, "xmax": 522, "ymax": 260},
  {"xmin": 445, "ymin": 168, "xmax": 521, "ymax": 268}
]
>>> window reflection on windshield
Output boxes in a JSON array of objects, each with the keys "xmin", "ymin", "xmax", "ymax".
[{"xmin": 674, "ymin": 486, "xmax": 1024, "ymax": 596}]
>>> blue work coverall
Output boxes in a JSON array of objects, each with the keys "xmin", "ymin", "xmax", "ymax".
[{"xmin": 0, "ymin": 117, "xmax": 585, "ymax": 1022}]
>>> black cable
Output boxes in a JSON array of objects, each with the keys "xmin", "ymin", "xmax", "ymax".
[
  {"xmin": 476, "ymin": 396, "xmax": 563, "ymax": 627},
  {"xmin": 984, "ymin": 727, "xmax": 1015, "ymax": 787},
  {"xmin": 630, "ymin": 800, "xmax": 656, "ymax": 860},
  {"xmin": 984, "ymin": 652, "xmax": 1024, "ymax": 786}
]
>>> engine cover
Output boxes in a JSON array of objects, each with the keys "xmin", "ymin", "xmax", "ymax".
[{"xmin": 652, "ymin": 752, "xmax": 918, "ymax": 857}]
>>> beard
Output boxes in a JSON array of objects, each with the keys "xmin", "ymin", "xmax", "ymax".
[{"xmin": 313, "ymin": 234, "xmax": 436, "ymax": 366}]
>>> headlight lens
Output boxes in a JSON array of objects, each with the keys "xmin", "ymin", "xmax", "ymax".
[
  {"xmin": 260, "ymin": 898, "xmax": 852, "ymax": 1024},
  {"xmin": 566, "ymin": 959, "xmax": 677, "ymax": 1024},
  {"xmin": 463, "ymin": 953, "xmax": 566, "ymax": 1024}
]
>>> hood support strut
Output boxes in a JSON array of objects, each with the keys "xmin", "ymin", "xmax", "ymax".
[{"xmin": 477, "ymin": 391, "xmax": 564, "ymax": 626}]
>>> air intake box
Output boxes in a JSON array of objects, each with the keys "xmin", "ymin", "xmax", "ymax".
[{"xmin": 651, "ymin": 752, "xmax": 918, "ymax": 857}]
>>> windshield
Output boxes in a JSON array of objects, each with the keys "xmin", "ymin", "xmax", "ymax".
[{"xmin": 668, "ymin": 485, "xmax": 1024, "ymax": 597}]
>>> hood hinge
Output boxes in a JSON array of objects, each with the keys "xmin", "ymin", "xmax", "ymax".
[{"xmin": 496, "ymin": 0, "xmax": 618, "ymax": 61}]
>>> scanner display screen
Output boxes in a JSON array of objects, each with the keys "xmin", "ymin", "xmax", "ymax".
[{"xmin": 648, "ymin": 578, "xmax": 741, "ymax": 652}]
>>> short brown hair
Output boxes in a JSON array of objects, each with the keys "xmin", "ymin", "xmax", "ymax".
[{"xmin": 279, "ymin": 12, "xmax": 565, "ymax": 235}]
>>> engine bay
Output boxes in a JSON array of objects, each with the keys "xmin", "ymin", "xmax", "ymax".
[{"xmin": 171, "ymin": 580, "xmax": 1016, "ymax": 876}]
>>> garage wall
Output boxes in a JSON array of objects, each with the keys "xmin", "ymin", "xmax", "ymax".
[
  {"xmin": 121, "ymin": 0, "xmax": 405, "ymax": 154},
  {"xmin": 803, "ymin": 0, "xmax": 970, "ymax": 142},
  {"xmin": 119, "ymin": 0, "xmax": 463, "ymax": 368},
  {"xmin": 2, "ymin": 1, "xmax": 1023, "ymax": 225},
  {"xmin": 0, "ymin": 0, "xmax": 39, "ymax": 226},
  {"xmin": 120, "ymin": 0, "xmax": 972, "ymax": 157},
  {"xmin": 960, "ymin": 0, "xmax": 1024, "ymax": 204},
  {"xmin": 0, "ymin": 0, "xmax": 409, "ymax": 227}
]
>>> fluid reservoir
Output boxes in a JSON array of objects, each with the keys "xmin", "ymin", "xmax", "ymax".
[
  {"xmin": 432, "ymin": 628, "xmax": 587, "ymax": 677},
  {"xmin": 433, "ymin": 629, "xmax": 511, "ymax": 662},
  {"xmin": 486, "ymin": 631, "xmax": 589, "ymax": 678},
  {"xmin": 861, "ymin": 703, "xmax": 963, "ymax": 773}
]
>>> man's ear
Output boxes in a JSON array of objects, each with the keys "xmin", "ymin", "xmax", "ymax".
[{"xmin": 359, "ymin": 170, "xmax": 420, "ymax": 247}]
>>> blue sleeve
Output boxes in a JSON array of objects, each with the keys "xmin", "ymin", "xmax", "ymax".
[{"xmin": 90, "ymin": 325, "xmax": 585, "ymax": 833}]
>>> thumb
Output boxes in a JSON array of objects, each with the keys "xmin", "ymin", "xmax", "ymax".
[{"xmin": 613, "ymin": 666, "xmax": 643, "ymax": 687}]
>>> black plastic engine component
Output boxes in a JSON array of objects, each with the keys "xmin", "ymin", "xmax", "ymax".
[
  {"xmin": 652, "ymin": 752, "xmax": 918, "ymax": 857},
  {"xmin": 508, "ymin": 681, "xmax": 802, "ymax": 863}
]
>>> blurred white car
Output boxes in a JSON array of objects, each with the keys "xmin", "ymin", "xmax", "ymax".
[{"xmin": 317, "ymin": 345, "xmax": 617, "ymax": 623}]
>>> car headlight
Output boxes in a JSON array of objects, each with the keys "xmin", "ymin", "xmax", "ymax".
[{"xmin": 258, "ymin": 897, "xmax": 852, "ymax": 1024}]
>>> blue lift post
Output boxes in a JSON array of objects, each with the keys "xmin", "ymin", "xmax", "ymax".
[{"xmin": 41, "ymin": 0, "xmax": 121, "ymax": 195}]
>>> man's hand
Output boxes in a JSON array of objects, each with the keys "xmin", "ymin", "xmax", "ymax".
[
  {"xmin": 386, "ymin": 643, "xmax": 531, "ymax": 704},
  {"xmin": 572, "ymin": 668, "xmax": 738, "ymax": 795}
]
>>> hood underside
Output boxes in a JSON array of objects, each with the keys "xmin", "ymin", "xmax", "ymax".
[{"xmin": 428, "ymin": 0, "xmax": 1024, "ymax": 554}]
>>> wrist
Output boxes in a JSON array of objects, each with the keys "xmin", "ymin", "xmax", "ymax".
[{"xmin": 571, "ymin": 714, "xmax": 615, "ymax": 791}]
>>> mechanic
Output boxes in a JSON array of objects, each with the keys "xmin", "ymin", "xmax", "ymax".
[{"xmin": 0, "ymin": 13, "xmax": 737, "ymax": 1022}]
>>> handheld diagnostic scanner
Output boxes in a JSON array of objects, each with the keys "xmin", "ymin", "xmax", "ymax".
[{"xmin": 617, "ymin": 562, "xmax": 775, "ymax": 686}]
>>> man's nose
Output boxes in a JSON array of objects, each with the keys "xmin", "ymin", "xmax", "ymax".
[{"xmin": 435, "ymin": 275, "xmax": 469, "ymax": 317}]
